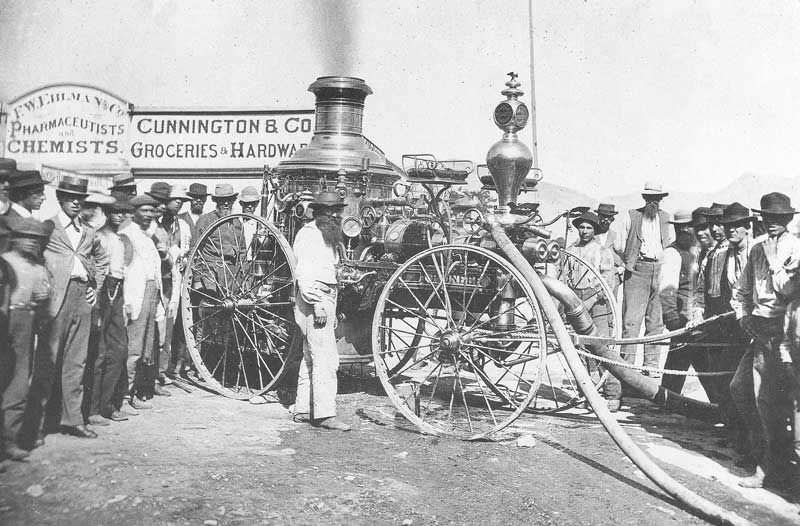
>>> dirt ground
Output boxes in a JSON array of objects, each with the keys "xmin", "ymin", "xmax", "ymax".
[{"xmin": 1, "ymin": 374, "xmax": 799, "ymax": 526}]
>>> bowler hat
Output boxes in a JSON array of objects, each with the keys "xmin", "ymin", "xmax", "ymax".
[
  {"xmin": 187, "ymin": 183, "xmax": 209, "ymax": 198},
  {"xmin": 108, "ymin": 173, "xmax": 136, "ymax": 190},
  {"xmin": 6, "ymin": 216, "xmax": 50, "ymax": 238},
  {"xmin": 595, "ymin": 203, "xmax": 618, "ymax": 216},
  {"xmin": 752, "ymin": 192, "xmax": 798, "ymax": 215},
  {"xmin": 147, "ymin": 182, "xmax": 190, "ymax": 202},
  {"xmin": 238, "ymin": 186, "xmax": 261, "ymax": 203},
  {"xmin": 571, "ymin": 211, "xmax": 600, "ymax": 231},
  {"xmin": 692, "ymin": 207, "xmax": 711, "ymax": 228},
  {"xmin": 669, "ymin": 209, "xmax": 693, "ymax": 225},
  {"xmin": 0, "ymin": 158, "xmax": 17, "ymax": 181},
  {"xmin": 128, "ymin": 194, "xmax": 160, "ymax": 208},
  {"xmin": 211, "ymin": 183, "xmax": 238, "ymax": 200},
  {"xmin": 9, "ymin": 170, "xmax": 45, "ymax": 190},
  {"xmin": 309, "ymin": 190, "xmax": 346, "ymax": 209},
  {"xmin": 718, "ymin": 202, "xmax": 753, "ymax": 224},
  {"xmin": 642, "ymin": 182, "xmax": 668, "ymax": 197},
  {"xmin": 55, "ymin": 176, "xmax": 89, "ymax": 196}
]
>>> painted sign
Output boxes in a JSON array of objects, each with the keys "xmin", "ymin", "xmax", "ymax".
[
  {"xmin": 4, "ymin": 84, "xmax": 129, "ymax": 165},
  {"xmin": 127, "ymin": 109, "xmax": 314, "ymax": 169}
]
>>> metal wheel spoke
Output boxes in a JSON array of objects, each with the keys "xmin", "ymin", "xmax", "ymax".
[
  {"xmin": 378, "ymin": 342, "xmax": 433, "ymax": 356},
  {"xmin": 385, "ymin": 298, "xmax": 445, "ymax": 332},
  {"xmin": 451, "ymin": 355, "xmax": 473, "ymax": 433},
  {"xmin": 387, "ymin": 348, "xmax": 440, "ymax": 381}
]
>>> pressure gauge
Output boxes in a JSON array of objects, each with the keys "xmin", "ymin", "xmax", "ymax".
[
  {"xmin": 341, "ymin": 216, "xmax": 363, "ymax": 238},
  {"xmin": 514, "ymin": 103, "xmax": 529, "ymax": 128},
  {"xmin": 493, "ymin": 102, "xmax": 514, "ymax": 128}
]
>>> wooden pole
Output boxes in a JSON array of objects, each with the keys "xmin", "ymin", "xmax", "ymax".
[{"xmin": 528, "ymin": 0, "xmax": 539, "ymax": 170}]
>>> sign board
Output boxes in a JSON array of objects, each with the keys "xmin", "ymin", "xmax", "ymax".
[
  {"xmin": 127, "ymin": 109, "xmax": 314, "ymax": 169},
  {"xmin": 4, "ymin": 84, "xmax": 129, "ymax": 166}
]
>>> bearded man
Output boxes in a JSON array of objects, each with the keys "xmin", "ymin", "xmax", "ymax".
[
  {"xmin": 291, "ymin": 191, "xmax": 350, "ymax": 431},
  {"xmin": 609, "ymin": 183, "xmax": 674, "ymax": 391}
]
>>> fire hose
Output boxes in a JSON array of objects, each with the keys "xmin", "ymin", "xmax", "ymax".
[{"xmin": 491, "ymin": 222, "xmax": 753, "ymax": 526}]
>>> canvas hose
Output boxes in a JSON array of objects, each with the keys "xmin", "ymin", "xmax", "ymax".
[{"xmin": 491, "ymin": 222, "xmax": 753, "ymax": 526}]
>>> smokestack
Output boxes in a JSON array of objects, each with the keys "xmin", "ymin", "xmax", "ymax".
[{"xmin": 277, "ymin": 76, "xmax": 400, "ymax": 180}]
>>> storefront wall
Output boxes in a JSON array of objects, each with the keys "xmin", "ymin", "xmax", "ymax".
[{"xmin": 1, "ymin": 85, "xmax": 313, "ymax": 218}]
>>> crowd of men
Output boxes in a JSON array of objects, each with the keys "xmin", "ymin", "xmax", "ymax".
[
  {"xmin": 2, "ymin": 154, "xmax": 800, "ymax": 494},
  {"xmin": 565, "ymin": 182, "xmax": 800, "ymax": 492},
  {"xmin": 0, "ymin": 157, "xmax": 265, "ymax": 465}
]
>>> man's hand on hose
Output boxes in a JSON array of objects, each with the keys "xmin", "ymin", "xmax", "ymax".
[{"xmin": 739, "ymin": 314, "xmax": 757, "ymax": 339}]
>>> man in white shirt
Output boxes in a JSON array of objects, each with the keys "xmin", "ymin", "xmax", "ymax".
[
  {"xmin": 609, "ymin": 182, "xmax": 674, "ymax": 394},
  {"xmin": 119, "ymin": 194, "xmax": 163, "ymax": 409},
  {"xmin": 292, "ymin": 191, "xmax": 350, "ymax": 431}
]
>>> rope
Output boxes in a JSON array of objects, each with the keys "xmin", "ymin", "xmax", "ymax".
[
  {"xmin": 574, "ymin": 311, "xmax": 735, "ymax": 346},
  {"xmin": 572, "ymin": 346, "xmax": 736, "ymax": 377}
]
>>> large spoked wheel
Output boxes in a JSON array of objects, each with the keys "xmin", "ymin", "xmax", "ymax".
[
  {"xmin": 373, "ymin": 245, "xmax": 547, "ymax": 440},
  {"xmin": 532, "ymin": 250, "xmax": 621, "ymax": 413},
  {"xmin": 181, "ymin": 213, "xmax": 300, "ymax": 399}
]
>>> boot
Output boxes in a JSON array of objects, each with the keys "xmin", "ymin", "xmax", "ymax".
[
  {"xmin": 738, "ymin": 466, "xmax": 765, "ymax": 488},
  {"xmin": 315, "ymin": 417, "xmax": 351, "ymax": 431}
]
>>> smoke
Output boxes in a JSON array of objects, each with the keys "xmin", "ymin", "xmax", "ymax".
[{"xmin": 307, "ymin": 0, "xmax": 359, "ymax": 75}]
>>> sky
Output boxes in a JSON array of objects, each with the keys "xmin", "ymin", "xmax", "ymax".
[{"xmin": 1, "ymin": 0, "xmax": 799, "ymax": 198}]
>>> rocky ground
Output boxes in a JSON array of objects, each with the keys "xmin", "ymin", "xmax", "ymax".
[{"xmin": 0, "ymin": 375, "xmax": 798, "ymax": 526}]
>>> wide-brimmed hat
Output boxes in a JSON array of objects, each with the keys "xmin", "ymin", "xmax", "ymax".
[
  {"xmin": 309, "ymin": 190, "xmax": 346, "ymax": 209},
  {"xmin": 9, "ymin": 170, "xmax": 45, "ymax": 190},
  {"xmin": 642, "ymin": 182, "xmax": 668, "ymax": 197},
  {"xmin": 239, "ymin": 186, "xmax": 260, "ymax": 203},
  {"xmin": 0, "ymin": 158, "xmax": 18, "ymax": 181},
  {"xmin": 128, "ymin": 194, "xmax": 160, "ymax": 208},
  {"xmin": 55, "ymin": 176, "xmax": 89, "ymax": 196},
  {"xmin": 718, "ymin": 202, "xmax": 753, "ymax": 224},
  {"xmin": 108, "ymin": 173, "xmax": 136, "ymax": 190},
  {"xmin": 752, "ymin": 192, "xmax": 798, "ymax": 215},
  {"xmin": 84, "ymin": 192, "xmax": 117, "ymax": 206},
  {"xmin": 692, "ymin": 207, "xmax": 711, "ymax": 228},
  {"xmin": 571, "ymin": 211, "xmax": 600, "ymax": 231},
  {"xmin": 6, "ymin": 216, "xmax": 50, "ymax": 238},
  {"xmin": 187, "ymin": 182, "xmax": 209, "ymax": 198},
  {"xmin": 147, "ymin": 181, "xmax": 190, "ymax": 202},
  {"xmin": 595, "ymin": 203, "xmax": 618, "ymax": 216},
  {"xmin": 669, "ymin": 209, "xmax": 693, "ymax": 225},
  {"xmin": 211, "ymin": 183, "xmax": 238, "ymax": 200}
]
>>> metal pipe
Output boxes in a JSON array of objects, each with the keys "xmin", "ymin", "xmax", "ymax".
[{"xmin": 491, "ymin": 222, "xmax": 752, "ymax": 526}]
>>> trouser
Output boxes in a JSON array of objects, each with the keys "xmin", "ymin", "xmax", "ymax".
[
  {"xmin": 620, "ymin": 260, "xmax": 664, "ymax": 367},
  {"xmin": 1, "ymin": 309, "xmax": 35, "ymax": 445},
  {"xmin": 90, "ymin": 278, "xmax": 128, "ymax": 417},
  {"xmin": 32, "ymin": 280, "xmax": 92, "ymax": 429},
  {"xmin": 575, "ymin": 287, "xmax": 611, "ymax": 378},
  {"xmin": 294, "ymin": 290, "xmax": 339, "ymax": 420},
  {"xmin": 730, "ymin": 316, "xmax": 792, "ymax": 479},
  {"xmin": 661, "ymin": 337, "xmax": 717, "ymax": 397},
  {"xmin": 127, "ymin": 280, "xmax": 159, "ymax": 394}
]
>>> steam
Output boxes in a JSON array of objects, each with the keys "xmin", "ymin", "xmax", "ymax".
[{"xmin": 308, "ymin": 0, "xmax": 359, "ymax": 75}]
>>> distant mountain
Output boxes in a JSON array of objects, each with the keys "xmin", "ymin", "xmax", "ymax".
[
  {"xmin": 518, "ymin": 180, "xmax": 598, "ymax": 221},
  {"xmin": 601, "ymin": 173, "xmax": 800, "ymax": 214}
]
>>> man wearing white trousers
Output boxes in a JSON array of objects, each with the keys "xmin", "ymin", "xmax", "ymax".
[{"xmin": 291, "ymin": 191, "xmax": 350, "ymax": 431}]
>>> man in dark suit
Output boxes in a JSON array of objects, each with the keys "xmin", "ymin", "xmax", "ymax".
[
  {"xmin": 179, "ymin": 183, "xmax": 208, "ymax": 244},
  {"xmin": 30, "ymin": 176, "xmax": 108, "ymax": 439}
]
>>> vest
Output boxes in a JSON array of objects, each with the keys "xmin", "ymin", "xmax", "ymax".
[{"xmin": 622, "ymin": 208, "xmax": 671, "ymax": 271}]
